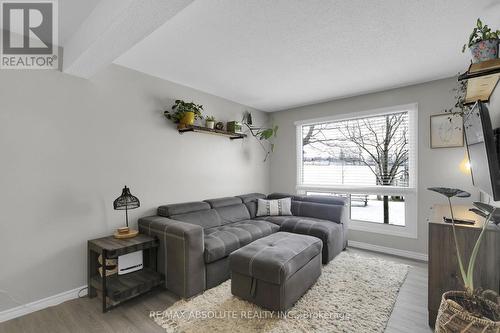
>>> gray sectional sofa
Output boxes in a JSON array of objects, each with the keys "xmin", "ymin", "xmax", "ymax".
[{"xmin": 138, "ymin": 192, "xmax": 348, "ymax": 299}]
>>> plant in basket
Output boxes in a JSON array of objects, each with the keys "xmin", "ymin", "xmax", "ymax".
[{"xmin": 428, "ymin": 187, "xmax": 500, "ymax": 332}]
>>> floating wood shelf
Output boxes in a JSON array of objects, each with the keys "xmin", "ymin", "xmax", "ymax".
[
  {"xmin": 459, "ymin": 59, "xmax": 500, "ymax": 105},
  {"xmin": 178, "ymin": 125, "xmax": 247, "ymax": 140}
]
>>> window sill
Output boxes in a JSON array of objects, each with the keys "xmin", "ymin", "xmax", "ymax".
[
  {"xmin": 349, "ymin": 219, "xmax": 418, "ymax": 239},
  {"xmin": 296, "ymin": 184, "xmax": 416, "ymax": 195}
]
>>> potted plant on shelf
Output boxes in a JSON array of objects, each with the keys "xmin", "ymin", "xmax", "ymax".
[
  {"xmin": 463, "ymin": 18, "xmax": 499, "ymax": 63},
  {"xmin": 226, "ymin": 121, "xmax": 243, "ymax": 134},
  {"xmin": 205, "ymin": 116, "xmax": 215, "ymax": 129},
  {"xmin": 164, "ymin": 100, "xmax": 203, "ymax": 128},
  {"xmin": 428, "ymin": 187, "xmax": 500, "ymax": 332}
]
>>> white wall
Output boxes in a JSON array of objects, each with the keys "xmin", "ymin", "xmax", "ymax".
[
  {"xmin": 0, "ymin": 64, "xmax": 270, "ymax": 311},
  {"xmin": 269, "ymin": 77, "xmax": 479, "ymax": 255}
]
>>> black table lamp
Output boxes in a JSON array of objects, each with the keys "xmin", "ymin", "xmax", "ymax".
[{"xmin": 113, "ymin": 186, "xmax": 140, "ymax": 239}]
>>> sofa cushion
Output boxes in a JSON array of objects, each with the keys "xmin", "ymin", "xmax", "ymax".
[
  {"xmin": 229, "ymin": 232, "xmax": 322, "ymax": 284},
  {"xmin": 214, "ymin": 204, "xmax": 251, "ymax": 225},
  {"xmin": 254, "ymin": 215, "xmax": 306, "ymax": 226},
  {"xmin": 170, "ymin": 209, "xmax": 221, "ymax": 229},
  {"xmin": 237, "ymin": 193, "xmax": 266, "ymax": 203},
  {"xmin": 280, "ymin": 216, "xmax": 345, "ymax": 264},
  {"xmin": 256, "ymin": 198, "xmax": 292, "ymax": 217},
  {"xmin": 244, "ymin": 201, "xmax": 258, "ymax": 219},
  {"xmin": 158, "ymin": 201, "xmax": 210, "ymax": 217},
  {"xmin": 204, "ymin": 220, "xmax": 279, "ymax": 263},
  {"xmin": 204, "ymin": 197, "xmax": 250, "ymax": 225},
  {"xmin": 237, "ymin": 193, "xmax": 267, "ymax": 219}
]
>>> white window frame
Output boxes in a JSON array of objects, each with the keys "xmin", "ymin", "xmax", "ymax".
[{"xmin": 295, "ymin": 103, "xmax": 418, "ymax": 239}]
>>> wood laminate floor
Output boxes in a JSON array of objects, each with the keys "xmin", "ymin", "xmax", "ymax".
[{"xmin": 0, "ymin": 248, "xmax": 432, "ymax": 333}]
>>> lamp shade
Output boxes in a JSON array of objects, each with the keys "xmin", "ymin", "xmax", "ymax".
[{"xmin": 113, "ymin": 186, "xmax": 140, "ymax": 210}]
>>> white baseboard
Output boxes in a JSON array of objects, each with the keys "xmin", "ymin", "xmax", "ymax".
[
  {"xmin": 349, "ymin": 240, "xmax": 428, "ymax": 262},
  {"xmin": 0, "ymin": 285, "xmax": 87, "ymax": 323}
]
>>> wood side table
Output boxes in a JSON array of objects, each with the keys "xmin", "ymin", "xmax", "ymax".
[{"xmin": 87, "ymin": 234, "xmax": 163, "ymax": 312}]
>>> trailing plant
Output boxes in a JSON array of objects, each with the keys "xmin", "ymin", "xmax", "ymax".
[
  {"xmin": 444, "ymin": 79, "xmax": 470, "ymax": 117},
  {"xmin": 428, "ymin": 187, "xmax": 500, "ymax": 320},
  {"xmin": 164, "ymin": 100, "xmax": 204, "ymax": 123},
  {"xmin": 242, "ymin": 111, "xmax": 278, "ymax": 162},
  {"xmin": 462, "ymin": 18, "xmax": 500, "ymax": 53},
  {"xmin": 442, "ymin": 79, "xmax": 475, "ymax": 135}
]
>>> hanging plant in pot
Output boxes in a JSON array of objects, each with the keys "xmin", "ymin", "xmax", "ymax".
[
  {"xmin": 242, "ymin": 111, "xmax": 278, "ymax": 162},
  {"xmin": 428, "ymin": 187, "xmax": 500, "ymax": 332},
  {"xmin": 462, "ymin": 18, "xmax": 500, "ymax": 64},
  {"xmin": 164, "ymin": 100, "xmax": 203, "ymax": 129}
]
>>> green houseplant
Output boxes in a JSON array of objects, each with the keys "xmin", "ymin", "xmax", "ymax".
[
  {"xmin": 428, "ymin": 187, "xmax": 499, "ymax": 332},
  {"xmin": 242, "ymin": 111, "xmax": 278, "ymax": 162},
  {"xmin": 444, "ymin": 79, "xmax": 470, "ymax": 117},
  {"xmin": 164, "ymin": 100, "xmax": 204, "ymax": 128},
  {"xmin": 462, "ymin": 18, "xmax": 499, "ymax": 63},
  {"xmin": 205, "ymin": 115, "xmax": 215, "ymax": 129}
]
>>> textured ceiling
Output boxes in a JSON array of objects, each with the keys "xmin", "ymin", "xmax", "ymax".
[
  {"xmin": 59, "ymin": 0, "xmax": 102, "ymax": 44},
  {"xmin": 114, "ymin": 0, "xmax": 500, "ymax": 112}
]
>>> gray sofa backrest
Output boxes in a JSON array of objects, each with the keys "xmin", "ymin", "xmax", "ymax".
[
  {"xmin": 158, "ymin": 201, "xmax": 222, "ymax": 229},
  {"xmin": 158, "ymin": 201, "xmax": 211, "ymax": 217},
  {"xmin": 155, "ymin": 193, "xmax": 345, "ymax": 229},
  {"xmin": 268, "ymin": 192, "xmax": 347, "ymax": 206},
  {"xmin": 170, "ymin": 210, "xmax": 222, "ymax": 229},
  {"xmin": 204, "ymin": 197, "xmax": 250, "ymax": 225},
  {"xmin": 156, "ymin": 194, "xmax": 269, "ymax": 229},
  {"xmin": 237, "ymin": 193, "xmax": 266, "ymax": 218},
  {"xmin": 267, "ymin": 192, "xmax": 347, "ymax": 223}
]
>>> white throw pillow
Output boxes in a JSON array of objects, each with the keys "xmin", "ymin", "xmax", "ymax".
[{"xmin": 256, "ymin": 198, "xmax": 292, "ymax": 217}]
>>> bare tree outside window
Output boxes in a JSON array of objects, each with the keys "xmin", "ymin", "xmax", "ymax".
[{"xmin": 302, "ymin": 112, "xmax": 409, "ymax": 224}]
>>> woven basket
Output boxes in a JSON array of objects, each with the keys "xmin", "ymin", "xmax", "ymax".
[{"xmin": 435, "ymin": 291, "xmax": 500, "ymax": 333}]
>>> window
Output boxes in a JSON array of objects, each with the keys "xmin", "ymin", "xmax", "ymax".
[{"xmin": 296, "ymin": 104, "xmax": 418, "ymax": 238}]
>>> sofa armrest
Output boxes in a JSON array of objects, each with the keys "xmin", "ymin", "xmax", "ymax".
[
  {"xmin": 138, "ymin": 216, "xmax": 205, "ymax": 298},
  {"xmin": 292, "ymin": 199, "xmax": 349, "ymax": 249},
  {"xmin": 292, "ymin": 201, "xmax": 345, "ymax": 223}
]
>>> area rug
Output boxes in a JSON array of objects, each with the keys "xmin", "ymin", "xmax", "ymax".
[{"xmin": 152, "ymin": 251, "xmax": 409, "ymax": 333}]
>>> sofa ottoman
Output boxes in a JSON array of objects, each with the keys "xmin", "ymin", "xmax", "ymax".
[
  {"xmin": 229, "ymin": 232, "xmax": 322, "ymax": 311},
  {"xmin": 279, "ymin": 217, "xmax": 344, "ymax": 264}
]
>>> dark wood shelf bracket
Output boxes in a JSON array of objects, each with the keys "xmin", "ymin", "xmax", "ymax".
[{"xmin": 178, "ymin": 125, "xmax": 247, "ymax": 140}]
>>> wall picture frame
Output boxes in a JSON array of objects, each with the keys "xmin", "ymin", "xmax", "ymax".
[{"xmin": 430, "ymin": 113, "xmax": 464, "ymax": 148}]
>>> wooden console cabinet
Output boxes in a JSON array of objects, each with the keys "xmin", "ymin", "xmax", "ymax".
[{"xmin": 428, "ymin": 208, "xmax": 500, "ymax": 327}]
